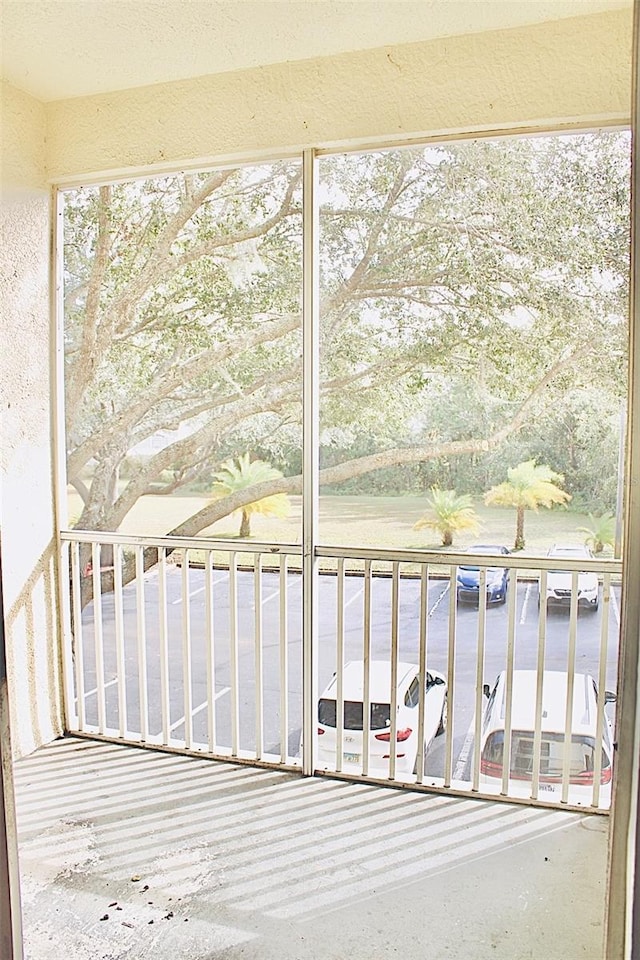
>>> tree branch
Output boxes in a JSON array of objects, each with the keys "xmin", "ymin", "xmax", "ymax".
[
  {"xmin": 169, "ymin": 347, "xmax": 586, "ymax": 537},
  {"xmin": 67, "ymin": 311, "xmax": 300, "ymax": 480},
  {"xmin": 66, "ymin": 185, "xmax": 112, "ymax": 414}
]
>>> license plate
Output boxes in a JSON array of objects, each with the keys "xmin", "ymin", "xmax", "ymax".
[{"xmin": 343, "ymin": 752, "xmax": 361, "ymax": 764}]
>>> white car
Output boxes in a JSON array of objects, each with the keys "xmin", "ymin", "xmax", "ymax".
[
  {"xmin": 315, "ymin": 660, "xmax": 447, "ymax": 777},
  {"xmin": 480, "ymin": 669, "xmax": 616, "ymax": 807},
  {"xmin": 542, "ymin": 543, "xmax": 599, "ymax": 612}
]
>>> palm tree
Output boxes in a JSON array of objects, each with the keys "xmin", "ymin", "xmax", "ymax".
[
  {"xmin": 577, "ymin": 512, "xmax": 616, "ymax": 554},
  {"xmin": 414, "ymin": 488, "xmax": 480, "ymax": 547},
  {"xmin": 210, "ymin": 453, "xmax": 290, "ymax": 537},
  {"xmin": 485, "ymin": 459, "xmax": 570, "ymax": 551}
]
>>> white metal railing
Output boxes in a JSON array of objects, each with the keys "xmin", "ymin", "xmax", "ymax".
[
  {"xmin": 61, "ymin": 532, "xmax": 303, "ymax": 766},
  {"xmin": 59, "ymin": 531, "xmax": 622, "ymax": 812}
]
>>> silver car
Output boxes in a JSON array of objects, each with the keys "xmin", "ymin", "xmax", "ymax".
[{"xmin": 542, "ymin": 543, "xmax": 599, "ymax": 612}]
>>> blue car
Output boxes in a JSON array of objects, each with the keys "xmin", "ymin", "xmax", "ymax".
[{"xmin": 456, "ymin": 544, "xmax": 510, "ymax": 606}]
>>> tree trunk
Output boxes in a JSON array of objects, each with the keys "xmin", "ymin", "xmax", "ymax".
[
  {"xmin": 514, "ymin": 506, "xmax": 525, "ymax": 551},
  {"xmin": 442, "ymin": 530, "xmax": 453, "ymax": 547},
  {"xmin": 239, "ymin": 510, "xmax": 251, "ymax": 538},
  {"xmin": 77, "ymin": 353, "xmax": 582, "ymax": 608}
]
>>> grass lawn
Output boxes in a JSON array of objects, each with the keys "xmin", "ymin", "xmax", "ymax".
[{"xmin": 68, "ymin": 490, "xmax": 613, "ymax": 564}]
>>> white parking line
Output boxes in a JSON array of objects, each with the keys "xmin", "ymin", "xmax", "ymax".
[
  {"xmin": 169, "ymin": 686, "xmax": 231, "ymax": 732},
  {"xmin": 611, "ymin": 583, "xmax": 621, "ymax": 626},
  {"xmin": 519, "ymin": 583, "xmax": 532, "ymax": 625},
  {"xmin": 453, "ymin": 719, "xmax": 476, "ymax": 780},
  {"xmin": 428, "ymin": 583, "xmax": 450, "ymax": 618},
  {"xmin": 172, "ymin": 573, "xmax": 227, "ymax": 605},
  {"xmin": 344, "ymin": 585, "xmax": 364, "ymax": 610},
  {"xmin": 262, "ymin": 577, "xmax": 299, "ymax": 605},
  {"xmin": 78, "ymin": 678, "xmax": 118, "ymax": 700}
]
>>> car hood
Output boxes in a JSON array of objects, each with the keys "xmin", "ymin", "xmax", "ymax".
[{"xmin": 457, "ymin": 568, "xmax": 504, "ymax": 586}]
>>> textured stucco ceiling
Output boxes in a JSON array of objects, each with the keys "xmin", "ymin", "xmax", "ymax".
[{"xmin": 1, "ymin": 0, "xmax": 632, "ymax": 103}]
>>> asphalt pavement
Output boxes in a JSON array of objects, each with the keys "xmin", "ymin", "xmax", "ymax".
[{"xmin": 76, "ymin": 565, "xmax": 621, "ymax": 784}]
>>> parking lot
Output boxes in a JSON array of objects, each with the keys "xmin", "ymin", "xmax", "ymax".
[{"xmin": 76, "ymin": 563, "xmax": 621, "ymax": 786}]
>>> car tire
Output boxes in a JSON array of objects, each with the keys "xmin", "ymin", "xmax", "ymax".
[
  {"xmin": 436, "ymin": 697, "xmax": 447, "ymax": 736},
  {"xmin": 414, "ymin": 745, "xmax": 427, "ymax": 777}
]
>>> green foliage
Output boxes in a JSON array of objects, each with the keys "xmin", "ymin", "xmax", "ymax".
[
  {"xmin": 501, "ymin": 391, "xmax": 622, "ymax": 513},
  {"xmin": 485, "ymin": 460, "xmax": 571, "ymax": 511},
  {"xmin": 414, "ymin": 488, "xmax": 480, "ymax": 546},
  {"xmin": 62, "ymin": 132, "xmax": 630, "ymax": 537},
  {"xmin": 210, "ymin": 453, "xmax": 290, "ymax": 537},
  {"xmin": 577, "ymin": 512, "xmax": 616, "ymax": 554},
  {"xmin": 485, "ymin": 460, "xmax": 570, "ymax": 550}
]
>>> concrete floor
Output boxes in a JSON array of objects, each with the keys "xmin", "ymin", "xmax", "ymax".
[{"xmin": 14, "ymin": 737, "xmax": 609, "ymax": 960}]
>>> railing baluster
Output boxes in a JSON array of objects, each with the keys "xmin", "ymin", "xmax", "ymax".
[
  {"xmin": 279, "ymin": 555, "xmax": 289, "ymax": 763},
  {"xmin": 70, "ymin": 541, "xmax": 85, "ymax": 731},
  {"xmin": 471, "ymin": 567, "xmax": 487, "ymax": 792},
  {"xmin": 205, "ymin": 550, "xmax": 216, "ymax": 753},
  {"xmin": 593, "ymin": 572, "xmax": 611, "ymax": 808},
  {"xmin": 531, "ymin": 568, "xmax": 548, "ymax": 801},
  {"xmin": 335, "ymin": 558, "xmax": 345, "ymax": 773},
  {"xmin": 91, "ymin": 542, "xmax": 106, "ymax": 734},
  {"xmin": 561, "ymin": 571, "xmax": 580, "ymax": 803},
  {"xmin": 181, "ymin": 549, "xmax": 193, "ymax": 749},
  {"xmin": 254, "ymin": 553, "xmax": 264, "ymax": 760},
  {"xmin": 57, "ymin": 534, "xmax": 621, "ymax": 812},
  {"xmin": 502, "ymin": 567, "xmax": 517, "ymax": 797},
  {"xmin": 416, "ymin": 562, "xmax": 429, "ymax": 783},
  {"xmin": 135, "ymin": 545, "xmax": 148, "ymax": 742},
  {"xmin": 158, "ymin": 547, "xmax": 169, "ymax": 745},
  {"xmin": 362, "ymin": 560, "xmax": 372, "ymax": 778},
  {"xmin": 59, "ymin": 540, "xmax": 77, "ymax": 731},
  {"xmin": 113, "ymin": 543, "xmax": 127, "ymax": 738},
  {"xmin": 229, "ymin": 552, "xmax": 239, "ymax": 757},
  {"xmin": 389, "ymin": 561, "xmax": 400, "ymax": 781},
  {"xmin": 443, "ymin": 565, "xmax": 457, "ymax": 788}
]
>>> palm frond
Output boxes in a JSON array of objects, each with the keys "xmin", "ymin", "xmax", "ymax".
[{"xmin": 414, "ymin": 487, "xmax": 480, "ymax": 543}]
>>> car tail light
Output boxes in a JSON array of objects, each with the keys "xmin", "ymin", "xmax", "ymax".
[
  {"xmin": 480, "ymin": 758, "xmax": 503, "ymax": 777},
  {"xmin": 375, "ymin": 727, "xmax": 412, "ymax": 742},
  {"xmin": 317, "ymin": 728, "xmax": 325, "ymax": 735},
  {"xmin": 570, "ymin": 766, "xmax": 611, "ymax": 785},
  {"xmin": 570, "ymin": 771, "xmax": 594, "ymax": 785}
]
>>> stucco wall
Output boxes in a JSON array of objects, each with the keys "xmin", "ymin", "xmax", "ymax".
[
  {"xmin": 0, "ymin": 81, "xmax": 63, "ymax": 756},
  {"xmin": 47, "ymin": 9, "xmax": 632, "ymax": 183}
]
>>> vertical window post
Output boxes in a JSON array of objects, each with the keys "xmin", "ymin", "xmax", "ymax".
[
  {"xmin": 606, "ymin": 2, "xmax": 640, "ymax": 956},
  {"xmin": 302, "ymin": 149, "xmax": 319, "ymax": 777}
]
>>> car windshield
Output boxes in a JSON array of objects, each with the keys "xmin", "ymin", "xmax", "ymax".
[
  {"xmin": 550, "ymin": 550, "xmax": 588, "ymax": 571},
  {"xmin": 318, "ymin": 698, "xmax": 391, "ymax": 731},
  {"xmin": 460, "ymin": 548, "xmax": 505, "ymax": 572}
]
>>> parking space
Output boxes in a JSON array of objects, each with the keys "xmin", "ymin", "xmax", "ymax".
[{"xmin": 76, "ymin": 564, "xmax": 620, "ymax": 792}]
